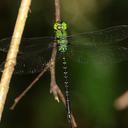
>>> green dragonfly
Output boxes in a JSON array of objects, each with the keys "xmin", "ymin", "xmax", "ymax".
[{"xmin": 0, "ymin": 22, "xmax": 128, "ymax": 125}]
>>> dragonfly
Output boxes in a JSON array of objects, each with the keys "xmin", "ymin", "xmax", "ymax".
[{"xmin": 0, "ymin": 22, "xmax": 128, "ymax": 126}]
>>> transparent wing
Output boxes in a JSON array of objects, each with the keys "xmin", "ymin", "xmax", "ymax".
[
  {"xmin": 1, "ymin": 25, "xmax": 128, "ymax": 73},
  {"xmin": 0, "ymin": 37, "xmax": 54, "ymax": 53},
  {"xmin": 0, "ymin": 37, "xmax": 54, "ymax": 74},
  {"xmin": 66, "ymin": 25, "xmax": 128, "ymax": 64},
  {"xmin": 67, "ymin": 25, "xmax": 128, "ymax": 46},
  {"xmin": 67, "ymin": 38, "xmax": 128, "ymax": 64}
]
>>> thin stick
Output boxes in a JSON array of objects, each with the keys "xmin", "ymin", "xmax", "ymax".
[
  {"xmin": 54, "ymin": 0, "xmax": 77, "ymax": 127},
  {"xmin": 10, "ymin": 63, "xmax": 50, "ymax": 110},
  {"xmin": 10, "ymin": 0, "xmax": 77, "ymax": 127},
  {"xmin": 114, "ymin": 91, "xmax": 128, "ymax": 110},
  {"xmin": 55, "ymin": 0, "xmax": 61, "ymax": 22},
  {"xmin": 0, "ymin": 0, "xmax": 31, "ymax": 121},
  {"xmin": 50, "ymin": 44, "xmax": 77, "ymax": 128},
  {"xmin": 10, "ymin": 43, "xmax": 77, "ymax": 127}
]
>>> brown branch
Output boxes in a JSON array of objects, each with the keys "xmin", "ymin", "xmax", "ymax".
[
  {"xmin": 114, "ymin": 91, "xmax": 128, "ymax": 110},
  {"xmin": 55, "ymin": 0, "xmax": 61, "ymax": 22},
  {"xmin": 10, "ymin": 0, "xmax": 77, "ymax": 127},
  {"xmin": 49, "ymin": 43, "xmax": 77, "ymax": 128},
  {"xmin": 0, "ymin": 0, "xmax": 31, "ymax": 121},
  {"xmin": 10, "ymin": 63, "xmax": 50, "ymax": 110},
  {"xmin": 53, "ymin": 0, "xmax": 77, "ymax": 127},
  {"xmin": 10, "ymin": 42, "xmax": 77, "ymax": 127}
]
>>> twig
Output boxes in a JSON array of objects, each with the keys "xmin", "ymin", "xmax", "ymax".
[
  {"xmin": 10, "ymin": 0, "xmax": 77, "ymax": 127},
  {"xmin": 0, "ymin": 0, "xmax": 31, "ymax": 121},
  {"xmin": 55, "ymin": 0, "xmax": 61, "ymax": 22},
  {"xmin": 114, "ymin": 91, "xmax": 128, "ymax": 110},
  {"xmin": 54, "ymin": 0, "xmax": 77, "ymax": 127},
  {"xmin": 10, "ymin": 43, "xmax": 77, "ymax": 127},
  {"xmin": 50, "ymin": 43, "xmax": 77, "ymax": 128},
  {"xmin": 10, "ymin": 63, "xmax": 50, "ymax": 110}
]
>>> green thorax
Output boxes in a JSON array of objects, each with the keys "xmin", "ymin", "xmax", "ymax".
[{"xmin": 54, "ymin": 22, "xmax": 68, "ymax": 53}]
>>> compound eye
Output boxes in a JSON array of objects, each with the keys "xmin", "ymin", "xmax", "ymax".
[
  {"xmin": 54, "ymin": 22, "xmax": 67, "ymax": 30},
  {"xmin": 54, "ymin": 22, "xmax": 60, "ymax": 30},
  {"xmin": 62, "ymin": 22, "xmax": 67, "ymax": 30},
  {"xmin": 57, "ymin": 25, "xmax": 62, "ymax": 30}
]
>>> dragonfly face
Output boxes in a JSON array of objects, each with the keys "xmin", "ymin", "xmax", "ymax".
[{"xmin": 54, "ymin": 22, "xmax": 68, "ymax": 53}]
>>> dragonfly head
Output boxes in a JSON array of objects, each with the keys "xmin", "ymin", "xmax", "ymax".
[{"xmin": 54, "ymin": 22, "xmax": 67, "ymax": 31}]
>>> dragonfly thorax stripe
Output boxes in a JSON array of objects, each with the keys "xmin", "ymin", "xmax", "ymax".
[{"xmin": 54, "ymin": 22, "xmax": 68, "ymax": 53}]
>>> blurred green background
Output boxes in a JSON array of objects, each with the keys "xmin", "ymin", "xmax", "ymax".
[{"xmin": 0, "ymin": 0, "xmax": 128, "ymax": 128}]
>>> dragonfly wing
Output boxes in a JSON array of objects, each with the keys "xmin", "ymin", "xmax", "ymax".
[
  {"xmin": 68, "ymin": 25, "xmax": 128, "ymax": 46},
  {"xmin": 0, "ymin": 37, "xmax": 54, "ymax": 74},
  {"xmin": 15, "ymin": 48, "xmax": 52, "ymax": 74},
  {"xmin": 67, "ymin": 38, "xmax": 128, "ymax": 64},
  {"xmin": 0, "ymin": 37, "xmax": 54, "ymax": 53}
]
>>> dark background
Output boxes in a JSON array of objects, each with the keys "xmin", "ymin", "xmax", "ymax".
[{"xmin": 0, "ymin": 0, "xmax": 128, "ymax": 128}]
